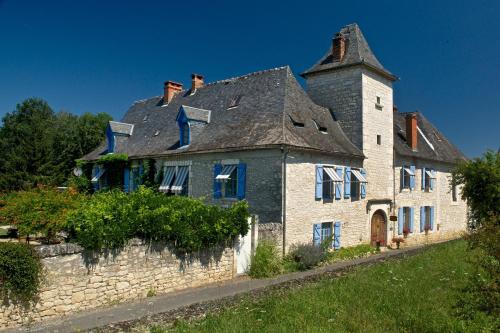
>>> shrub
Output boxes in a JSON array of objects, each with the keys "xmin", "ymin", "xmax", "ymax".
[
  {"xmin": 325, "ymin": 244, "xmax": 378, "ymax": 263},
  {"xmin": 67, "ymin": 186, "xmax": 250, "ymax": 252},
  {"xmin": 248, "ymin": 241, "xmax": 282, "ymax": 278},
  {"xmin": 0, "ymin": 242, "xmax": 43, "ymax": 306},
  {"xmin": 288, "ymin": 243, "xmax": 326, "ymax": 271},
  {"xmin": 0, "ymin": 187, "xmax": 83, "ymax": 241}
]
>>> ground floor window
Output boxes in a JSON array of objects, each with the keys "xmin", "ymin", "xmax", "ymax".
[{"xmin": 159, "ymin": 165, "xmax": 189, "ymax": 196}]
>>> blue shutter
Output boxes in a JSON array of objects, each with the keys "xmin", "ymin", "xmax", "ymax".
[
  {"xmin": 360, "ymin": 169, "xmax": 367, "ymax": 198},
  {"xmin": 333, "ymin": 221, "xmax": 341, "ymax": 250},
  {"xmin": 313, "ymin": 224, "xmax": 321, "ymax": 246},
  {"xmin": 430, "ymin": 206, "xmax": 435, "ymax": 230},
  {"xmin": 138, "ymin": 164, "xmax": 144, "ymax": 186},
  {"xmin": 410, "ymin": 165, "xmax": 416, "ymax": 189},
  {"xmin": 422, "ymin": 167, "xmax": 426, "ymax": 190},
  {"xmin": 236, "ymin": 163, "xmax": 247, "ymax": 200},
  {"xmin": 398, "ymin": 208, "xmax": 404, "ymax": 235},
  {"xmin": 315, "ymin": 165, "xmax": 323, "ymax": 199},
  {"xmin": 213, "ymin": 164, "xmax": 222, "ymax": 199},
  {"xmin": 420, "ymin": 206, "xmax": 426, "ymax": 232},
  {"xmin": 401, "ymin": 165, "xmax": 405, "ymax": 189},
  {"xmin": 123, "ymin": 168, "xmax": 130, "ymax": 193},
  {"xmin": 335, "ymin": 167, "xmax": 342, "ymax": 200},
  {"xmin": 409, "ymin": 207, "xmax": 414, "ymax": 233},
  {"xmin": 430, "ymin": 169, "xmax": 436, "ymax": 190},
  {"xmin": 106, "ymin": 126, "xmax": 115, "ymax": 153},
  {"xmin": 344, "ymin": 167, "xmax": 351, "ymax": 198}
]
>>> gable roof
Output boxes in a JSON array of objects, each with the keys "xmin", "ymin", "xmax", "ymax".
[
  {"xmin": 83, "ymin": 66, "xmax": 363, "ymax": 161},
  {"xmin": 301, "ymin": 23, "xmax": 396, "ymax": 81},
  {"xmin": 394, "ymin": 112, "xmax": 467, "ymax": 164}
]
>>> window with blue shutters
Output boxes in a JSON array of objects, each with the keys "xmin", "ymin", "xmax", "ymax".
[
  {"xmin": 335, "ymin": 167, "xmax": 343, "ymax": 200},
  {"xmin": 401, "ymin": 165, "xmax": 415, "ymax": 190},
  {"xmin": 316, "ymin": 165, "xmax": 343, "ymax": 200},
  {"xmin": 350, "ymin": 168, "xmax": 367, "ymax": 200},
  {"xmin": 213, "ymin": 163, "xmax": 246, "ymax": 200},
  {"xmin": 398, "ymin": 207, "xmax": 414, "ymax": 235},
  {"xmin": 333, "ymin": 221, "xmax": 341, "ymax": 250},
  {"xmin": 344, "ymin": 167, "xmax": 351, "ymax": 198},
  {"xmin": 422, "ymin": 167, "xmax": 436, "ymax": 192},
  {"xmin": 313, "ymin": 222, "xmax": 336, "ymax": 248},
  {"xmin": 421, "ymin": 206, "xmax": 434, "ymax": 232}
]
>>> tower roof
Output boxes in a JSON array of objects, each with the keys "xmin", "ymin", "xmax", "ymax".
[{"xmin": 301, "ymin": 23, "xmax": 397, "ymax": 80}]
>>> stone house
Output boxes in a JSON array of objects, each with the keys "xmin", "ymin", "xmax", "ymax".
[{"xmin": 83, "ymin": 23, "xmax": 467, "ymax": 252}]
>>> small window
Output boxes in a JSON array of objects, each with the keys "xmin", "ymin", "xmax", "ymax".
[
  {"xmin": 375, "ymin": 96, "xmax": 383, "ymax": 110},
  {"xmin": 376, "ymin": 96, "xmax": 381, "ymax": 104},
  {"xmin": 228, "ymin": 95, "xmax": 243, "ymax": 109},
  {"xmin": 377, "ymin": 135, "xmax": 381, "ymax": 145},
  {"xmin": 452, "ymin": 180, "xmax": 458, "ymax": 202},
  {"xmin": 289, "ymin": 115, "xmax": 304, "ymax": 128}
]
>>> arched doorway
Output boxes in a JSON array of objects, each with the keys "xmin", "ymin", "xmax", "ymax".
[{"xmin": 371, "ymin": 210, "xmax": 387, "ymax": 247}]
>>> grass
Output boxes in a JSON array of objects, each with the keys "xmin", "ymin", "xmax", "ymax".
[{"xmin": 150, "ymin": 240, "xmax": 493, "ymax": 332}]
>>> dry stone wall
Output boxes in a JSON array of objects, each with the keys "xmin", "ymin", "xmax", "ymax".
[{"xmin": 0, "ymin": 240, "xmax": 234, "ymax": 329}]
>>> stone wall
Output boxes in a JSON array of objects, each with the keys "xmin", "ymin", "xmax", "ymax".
[{"xmin": 0, "ymin": 240, "xmax": 234, "ymax": 329}]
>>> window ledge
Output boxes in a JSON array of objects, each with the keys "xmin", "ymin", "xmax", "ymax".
[{"xmin": 375, "ymin": 103, "xmax": 383, "ymax": 110}]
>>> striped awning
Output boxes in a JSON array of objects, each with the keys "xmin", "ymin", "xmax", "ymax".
[
  {"xmin": 159, "ymin": 166, "xmax": 176, "ymax": 192},
  {"xmin": 425, "ymin": 170, "xmax": 436, "ymax": 178},
  {"xmin": 324, "ymin": 167, "xmax": 342, "ymax": 182},
  {"xmin": 403, "ymin": 167, "xmax": 414, "ymax": 176},
  {"xmin": 171, "ymin": 166, "xmax": 189, "ymax": 193},
  {"xmin": 351, "ymin": 169, "xmax": 367, "ymax": 183},
  {"xmin": 91, "ymin": 167, "xmax": 105, "ymax": 183},
  {"xmin": 215, "ymin": 164, "xmax": 237, "ymax": 181}
]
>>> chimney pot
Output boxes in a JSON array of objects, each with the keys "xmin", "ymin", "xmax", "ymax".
[
  {"xmin": 191, "ymin": 73, "xmax": 204, "ymax": 92},
  {"xmin": 405, "ymin": 113, "xmax": 418, "ymax": 151},
  {"xmin": 163, "ymin": 81, "xmax": 183, "ymax": 104},
  {"xmin": 332, "ymin": 33, "xmax": 346, "ymax": 62}
]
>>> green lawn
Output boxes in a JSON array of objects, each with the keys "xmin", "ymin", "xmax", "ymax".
[{"xmin": 152, "ymin": 240, "xmax": 492, "ymax": 333}]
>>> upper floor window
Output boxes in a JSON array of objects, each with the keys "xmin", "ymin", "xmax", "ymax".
[
  {"xmin": 377, "ymin": 135, "xmax": 381, "ymax": 145},
  {"xmin": 214, "ymin": 163, "xmax": 247, "ymax": 200},
  {"xmin": 401, "ymin": 165, "xmax": 415, "ymax": 190},
  {"xmin": 316, "ymin": 165, "xmax": 342, "ymax": 200},
  {"xmin": 375, "ymin": 95, "xmax": 383, "ymax": 110},
  {"xmin": 350, "ymin": 168, "xmax": 367, "ymax": 200},
  {"xmin": 422, "ymin": 167, "xmax": 436, "ymax": 192}
]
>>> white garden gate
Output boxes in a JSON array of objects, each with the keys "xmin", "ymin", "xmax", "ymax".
[{"xmin": 235, "ymin": 216, "xmax": 257, "ymax": 275}]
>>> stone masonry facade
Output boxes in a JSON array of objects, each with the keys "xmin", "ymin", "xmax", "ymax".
[{"xmin": 0, "ymin": 240, "xmax": 234, "ymax": 329}]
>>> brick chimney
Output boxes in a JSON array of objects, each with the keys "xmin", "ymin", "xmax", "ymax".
[
  {"xmin": 163, "ymin": 81, "xmax": 183, "ymax": 104},
  {"xmin": 332, "ymin": 33, "xmax": 346, "ymax": 62},
  {"xmin": 405, "ymin": 113, "xmax": 418, "ymax": 150},
  {"xmin": 191, "ymin": 74, "xmax": 204, "ymax": 92}
]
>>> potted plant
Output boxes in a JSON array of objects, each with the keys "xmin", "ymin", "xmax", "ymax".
[
  {"xmin": 392, "ymin": 236, "xmax": 405, "ymax": 249},
  {"xmin": 403, "ymin": 227, "xmax": 410, "ymax": 238},
  {"xmin": 424, "ymin": 225, "xmax": 431, "ymax": 235}
]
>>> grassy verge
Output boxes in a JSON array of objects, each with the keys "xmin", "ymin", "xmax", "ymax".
[{"xmin": 150, "ymin": 240, "xmax": 492, "ymax": 332}]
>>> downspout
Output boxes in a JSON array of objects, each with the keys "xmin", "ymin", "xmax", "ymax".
[
  {"xmin": 281, "ymin": 145, "xmax": 289, "ymax": 256},
  {"xmin": 392, "ymin": 147, "xmax": 397, "ymax": 238}
]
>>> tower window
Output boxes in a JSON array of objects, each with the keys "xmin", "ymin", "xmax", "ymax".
[
  {"xmin": 375, "ymin": 96, "xmax": 383, "ymax": 110},
  {"xmin": 376, "ymin": 96, "xmax": 381, "ymax": 104},
  {"xmin": 377, "ymin": 135, "xmax": 381, "ymax": 145}
]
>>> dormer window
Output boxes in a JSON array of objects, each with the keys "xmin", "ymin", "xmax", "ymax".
[
  {"xmin": 176, "ymin": 105, "xmax": 211, "ymax": 149},
  {"xmin": 106, "ymin": 121, "xmax": 134, "ymax": 154}
]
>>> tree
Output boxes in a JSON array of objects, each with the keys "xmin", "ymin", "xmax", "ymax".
[
  {"xmin": 0, "ymin": 98, "xmax": 112, "ymax": 191},
  {"xmin": 453, "ymin": 151, "xmax": 499, "ymax": 325}
]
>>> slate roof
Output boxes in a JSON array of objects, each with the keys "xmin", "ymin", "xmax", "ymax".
[
  {"xmin": 394, "ymin": 112, "xmax": 467, "ymax": 164},
  {"xmin": 109, "ymin": 121, "xmax": 134, "ymax": 136},
  {"xmin": 301, "ymin": 23, "xmax": 396, "ymax": 80},
  {"xmin": 83, "ymin": 66, "xmax": 363, "ymax": 160},
  {"xmin": 180, "ymin": 105, "xmax": 211, "ymax": 123}
]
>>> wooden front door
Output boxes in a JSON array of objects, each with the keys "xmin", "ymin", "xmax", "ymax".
[{"xmin": 371, "ymin": 211, "xmax": 387, "ymax": 246}]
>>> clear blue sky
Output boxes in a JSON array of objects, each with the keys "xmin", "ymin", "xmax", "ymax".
[{"xmin": 1, "ymin": 0, "xmax": 498, "ymax": 157}]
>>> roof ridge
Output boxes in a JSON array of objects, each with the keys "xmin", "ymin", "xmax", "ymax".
[{"xmin": 205, "ymin": 66, "xmax": 289, "ymax": 86}]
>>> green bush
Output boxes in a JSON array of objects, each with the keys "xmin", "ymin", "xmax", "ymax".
[
  {"xmin": 287, "ymin": 243, "xmax": 326, "ymax": 271},
  {"xmin": 248, "ymin": 241, "xmax": 282, "ymax": 278},
  {"xmin": 0, "ymin": 187, "xmax": 83, "ymax": 241},
  {"xmin": 67, "ymin": 187, "xmax": 250, "ymax": 252},
  {"xmin": 325, "ymin": 244, "xmax": 378, "ymax": 263},
  {"xmin": 0, "ymin": 242, "xmax": 42, "ymax": 306}
]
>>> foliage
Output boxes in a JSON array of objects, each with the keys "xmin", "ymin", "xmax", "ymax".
[
  {"xmin": 0, "ymin": 187, "xmax": 83, "ymax": 241},
  {"xmin": 0, "ymin": 242, "xmax": 43, "ymax": 306},
  {"xmin": 97, "ymin": 153, "xmax": 129, "ymax": 164},
  {"xmin": 95, "ymin": 154, "xmax": 129, "ymax": 191},
  {"xmin": 452, "ymin": 150, "xmax": 500, "ymax": 322},
  {"xmin": 0, "ymin": 98, "xmax": 112, "ymax": 191},
  {"xmin": 155, "ymin": 241, "xmax": 496, "ymax": 332},
  {"xmin": 287, "ymin": 243, "xmax": 326, "ymax": 271},
  {"xmin": 325, "ymin": 244, "xmax": 378, "ymax": 263},
  {"xmin": 66, "ymin": 187, "xmax": 250, "ymax": 251},
  {"xmin": 67, "ymin": 175, "xmax": 92, "ymax": 194},
  {"xmin": 248, "ymin": 241, "xmax": 282, "ymax": 278}
]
